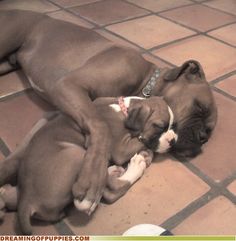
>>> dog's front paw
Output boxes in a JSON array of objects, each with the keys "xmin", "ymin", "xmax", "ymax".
[
  {"xmin": 138, "ymin": 150, "xmax": 153, "ymax": 167},
  {"xmin": 108, "ymin": 165, "xmax": 126, "ymax": 178},
  {"xmin": 118, "ymin": 153, "xmax": 147, "ymax": 185}
]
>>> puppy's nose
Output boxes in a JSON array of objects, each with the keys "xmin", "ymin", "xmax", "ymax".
[{"xmin": 169, "ymin": 138, "xmax": 176, "ymax": 147}]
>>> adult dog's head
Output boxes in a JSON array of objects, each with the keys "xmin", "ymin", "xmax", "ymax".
[
  {"xmin": 156, "ymin": 60, "xmax": 217, "ymax": 158},
  {"xmin": 124, "ymin": 96, "xmax": 178, "ymax": 153}
]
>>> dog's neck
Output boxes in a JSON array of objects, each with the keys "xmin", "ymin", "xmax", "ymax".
[{"xmin": 109, "ymin": 96, "xmax": 144, "ymax": 114}]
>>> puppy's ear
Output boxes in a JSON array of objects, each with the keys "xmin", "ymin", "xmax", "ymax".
[
  {"xmin": 125, "ymin": 104, "xmax": 151, "ymax": 135},
  {"xmin": 164, "ymin": 60, "xmax": 205, "ymax": 81}
]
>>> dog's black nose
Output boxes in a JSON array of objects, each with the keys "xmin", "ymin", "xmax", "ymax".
[{"xmin": 169, "ymin": 138, "xmax": 176, "ymax": 147}]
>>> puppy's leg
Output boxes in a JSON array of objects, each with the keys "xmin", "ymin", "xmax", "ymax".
[
  {"xmin": 50, "ymin": 79, "xmax": 111, "ymax": 213},
  {"xmin": 103, "ymin": 150, "xmax": 153, "ymax": 203},
  {"xmin": 0, "ymin": 184, "xmax": 18, "ymax": 220},
  {"xmin": 0, "ymin": 115, "xmax": 51, "ymax": 185}
]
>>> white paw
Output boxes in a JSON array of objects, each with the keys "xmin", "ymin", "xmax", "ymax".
[
  {"xmin": 119, "ymin": 154, "xmax": 147, "ymax": 184},
  {"xmin": 74, "ymin": 198, "xmax": 99, "ymax": 216},
  {"xmin": 74, "ymin": 198, "xmax": 92, "ymax": 212},
  {"xmin": 156, "ymin": 130, "xmax": 178, "ymax": 153}
]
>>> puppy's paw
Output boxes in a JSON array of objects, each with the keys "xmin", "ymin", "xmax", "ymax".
[
  {"xmin": 108, "ymin": 165, "xmax": 126, "ymax": 178},
  {"xmin": 0, "ymin": 184, "xmax": 17, "ymax": 210},
  {"xmin": 74, "ymin": 198, "xmax": 99, "ymax": 216},
  {"xmin": 138, "ymin": 150, "xmax": 153, "ymax": 167},
  {"xmin": 130, "ymin": 153, "xmax": 146, "ymax": 171}
]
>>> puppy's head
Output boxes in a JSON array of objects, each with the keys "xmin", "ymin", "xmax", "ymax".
[
  {"xmin": 125, "ymin": 96, "xmax": 178, "ymax": 153},
  {"xmin": 160, "ymin": 60, "xmax": 217, "ymax": 157}
]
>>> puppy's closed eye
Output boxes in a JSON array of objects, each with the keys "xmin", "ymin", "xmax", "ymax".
[{"xmin": 152, "ymin": 122, "xmax": 168, "ymax": 132}]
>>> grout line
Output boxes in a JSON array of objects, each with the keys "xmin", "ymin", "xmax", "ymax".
[
  {"xmin": 205, "ymin": 20, "xmax": 236, "ymax": 33},
  {"xmin": 123, "ymin": 0, "xmax": 195, "ymax": 15},
  {"xmin": 155, "ymin": 13, "xmax": 200, "ymax": 33},
  {"xmin": 210, "ymin": 70, "xmax": 236, "ymax": 85},
  {"xmin": 0, "ymin": 138, "xmax": 11, "ymax": 157},
  {"xmin": 101, "ymin": 28, "xmax": 177, "ymax": 67},
  {"xmin": 161, "ymin": 189, "xmax": 218, "ymax": 231},
  {"xmin": 54, "ymin": 220, "xmax": 75, "ymax": 235},
  {"xmin": 101, "ymin": 13, "xmax": 153, "ymax": 28},
  {"xmin": 205, "ymin": 32, "xmax": 236, "ymax": 49},
  {"xmin": 212, "ymin": 86, "xmax": 236, "ymax": 102},
  {"xmin": 161, "ymin": 154, "xmax": 236, "ymax": 230},
  {"xmin": 221, "ymin": 172, "xmax": 236, "ymax": 187},
  {"xmin": 201, "ymin": 2, "xmax": 236, "ymax": 18},
  {"xmin": 46, "ymin": 0, "xmax": 99, "ymax": 28},
  {"xmin": 148, "ymin": 34, "xmax": 199, "ymax": 52},
  {"xmin": 0, "ymin": 89, "xmax": 31, "ymax": 102}
]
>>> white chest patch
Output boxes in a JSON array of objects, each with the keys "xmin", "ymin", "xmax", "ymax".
[{"xmin": 109, "ymin": 96, "xmax": 144, "ymax": 112}]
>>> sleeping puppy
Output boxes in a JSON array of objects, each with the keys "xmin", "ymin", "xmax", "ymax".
[{"xmin": 0, "ymin": 96, "xmax": 177, "ymax": 234}]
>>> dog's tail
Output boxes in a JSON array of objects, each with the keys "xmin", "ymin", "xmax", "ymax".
[{"xmin": 17, "ymin": 198, "xmax": 33, "ymax": 235}]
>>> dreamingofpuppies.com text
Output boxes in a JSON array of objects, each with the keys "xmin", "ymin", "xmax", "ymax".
[{"xmin": 0, "ymin": 236, "xmax": 89, "ymax": 241}]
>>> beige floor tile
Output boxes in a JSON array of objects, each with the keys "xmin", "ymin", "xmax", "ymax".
[
  {"xmin": 227, "ymin": 180, "xmax": 236, "ymax": 196},
  {"xmin": 50, "ymin": 0, "xmax": 101, "ymax": 8},
  {"xmin": 153, "ymin": 36, "xmax": 236, "ymax": 81},
  {"xmin": 48, "ymin": 10, "xmax": 93, "ymax": 28},
  {"xmin": 160, "ymin": 5, "xmax": 236, "ymax": 32},
  {"xmin": 208, "ymin": 23, "xmax": 236, "ymax": 47},
  {"xmin": 142, "ymin": 53, "xmax": 172, "ymax": 68},
  {"xmin": 0, "ymin": 71, "xmax": 31, "ymax": 99},
  {"xmin": 192, "ymin": 92, "xmax": 236, "ymax": 181},
  {"xmin": 65, "ymin": 155, "xmax": 209, "ymax": 235},
  {"xmin": 0, "ymin": 92, "xmax": 54, "ymax": 151},
  {"xmin": 173, "ymin": 196, "xmax": 236, "ymax": 234},
  {"xmin": 204, "ymin": 0, "xmax": 236, "ymax": 16},
  {"xmin": 0, "ymin": 0, "xmax": 59, "ymax": 12},
  {"xmin": 0, "ymin": 212, "xmax": 17, "ymax": 235},
  {"xmin": 127, "ymin": 0, "xmax": 192, "ymax": 12},
  {"xmin": 0, "ymin": 211, "xmax": 59, "ymax": 235},
  {"xmin": 107, "ymin": 15, "xmax": 195, "ymax": 49},
  {"xmin": 95, "ymin": 30, "xmax": 140, "ymax": 50},
  {"xmin": 69, "ymin": 0, "xmax": 149, "ymax": 26},
  {"xmin": 216, "ymin": 75, "xmax": 236, "ymax": 97}
]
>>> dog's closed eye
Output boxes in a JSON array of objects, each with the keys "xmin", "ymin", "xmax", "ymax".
[{"xmin": 152, "ymin": 122, "xmax": 168, "ymax": 132}]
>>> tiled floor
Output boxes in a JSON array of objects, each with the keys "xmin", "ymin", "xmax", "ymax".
[{"xmin": 0, "ymin": 0, "xmax": 235, "ymax": 235}]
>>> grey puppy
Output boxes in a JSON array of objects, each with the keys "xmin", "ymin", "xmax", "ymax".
[
  {"xmin": 0, "ymin": 10, "xmax": 217, "ymax": 213},
  {"xmin": 0, "ymin": 96, "xmax": 176, "ymax": 234}
]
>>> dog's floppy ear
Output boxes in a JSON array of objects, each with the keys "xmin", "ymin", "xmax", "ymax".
[
  {"xmin": 125, "ymin": 104, "xmax": 151, "ymax": 135},
  {"xmin": 164, "ymin": 60, "xmax": 204, "ymax": 81}
]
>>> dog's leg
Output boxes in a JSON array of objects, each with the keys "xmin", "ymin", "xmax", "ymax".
[
  {"xmin": 48, "ymin": 79, "xmax": 111, "ymax": 214},
  {"xmin": 0, "ymin": 59, "xmax": 18, "ymax": 76},
  {"xmin": 103, "ymin": 150, "xmax": 153, "ymax": 203},
  {"xmin": 0, "ymin": 115, "xmax": 51, "ymax": 186},
  {"xmin": 112, "ymin": 134, "xmax": 145, "ymax": 166},
  {"xmin": 0, "ymin": 184, "xmax": 18, "ymax": 220}
]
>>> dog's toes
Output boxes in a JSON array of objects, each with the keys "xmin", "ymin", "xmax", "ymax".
[
  {"xmin": 72, "ymin": 180, "xmax": 89, "ymax": 201},
  {"xmin": 74, "ymin": 198, "xmax": 93, "ymax": 212},
  {"xmin": 108, "ymin": 165, "xmax": 126, "ymax": 178},
  {"xmin": 130, "ymin": 154, "xmax": 146, "ymax": 169}
]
